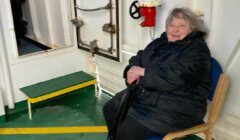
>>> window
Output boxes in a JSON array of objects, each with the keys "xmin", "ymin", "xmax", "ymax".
[{"xmin": 11, "ymin": 0, "xmax": 74, "ymax": 56}]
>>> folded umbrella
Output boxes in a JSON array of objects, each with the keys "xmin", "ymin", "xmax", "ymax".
[{"xmin": 108, "ymin": 82, "xmax": 138, "ymax": 140}]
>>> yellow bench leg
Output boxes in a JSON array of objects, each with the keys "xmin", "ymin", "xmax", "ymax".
[
  {"xmin": 28, "ymin": 101, "xmax": 32, "ymax": 120},
  {"xmin": 95, "ymin": 83, "xmax": 98, "ymax": 97}
]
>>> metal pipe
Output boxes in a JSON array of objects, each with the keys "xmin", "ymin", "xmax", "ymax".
[
  {"xmin": 0, "ymin": 89, "xmax": 6, "ymax": 116},
  {"xmin": 0, "ymin": 0, "xmax": 15, "ymax": 109},
  {"xmin": 75, "ymin": 2, "xmax": 111, "ymax": 12},
  {"xmin": 89, "ymin": 57, "xmax": 103, "ymax": 96},
  {"xmin": 108, "ymin": 0, "xmax": 114, "ymax": 53}
]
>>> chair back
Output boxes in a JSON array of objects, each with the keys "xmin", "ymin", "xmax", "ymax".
[
  {"xmin": 207, "ymin": 74, "xmax": 229, "ymax": 124},
  {"xmin": 207, "ymin": 58, "xmax": 229, "ymax": 124},
  {"xmin": 208, "ymin": 57, "xmax": 223, "ymax": 100}
]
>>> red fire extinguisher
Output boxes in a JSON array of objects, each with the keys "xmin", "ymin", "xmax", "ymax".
[{"xmin": 129, "ymin": 0, "xmax": 161, "ymax": 27}]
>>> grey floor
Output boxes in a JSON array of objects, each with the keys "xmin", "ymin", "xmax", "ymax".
[{"xmin": 17, "ymin": 38, "xmax": 44, "ymax": 55}]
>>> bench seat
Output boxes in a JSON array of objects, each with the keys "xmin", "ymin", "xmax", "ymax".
[{"xmin": 20, "ymin": 71, "xmax": 97, "ymax": 120}]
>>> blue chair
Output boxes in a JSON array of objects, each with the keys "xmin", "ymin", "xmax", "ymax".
[{"xmin": 147, "ymin": 58, "xmax": 229, "ymax": 140}]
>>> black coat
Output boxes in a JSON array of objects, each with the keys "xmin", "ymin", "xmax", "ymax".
[{"xmin": 123, "ymin": 31, "xmax": 211, "ymax": 134}]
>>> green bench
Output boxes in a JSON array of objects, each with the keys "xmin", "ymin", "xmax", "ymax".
[{"xmin": 20, "ymin": 71, "xmax": 97, "ymax": 120}]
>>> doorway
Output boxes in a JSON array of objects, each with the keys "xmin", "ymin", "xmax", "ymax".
[{"xmin": 10, "ymin": 0, "xmax": 74, "ymax": 56}]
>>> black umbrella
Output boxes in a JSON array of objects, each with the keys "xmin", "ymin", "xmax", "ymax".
[{"xmin": 108, "ymin": 82, "xmax": 138, "ymax": 140}]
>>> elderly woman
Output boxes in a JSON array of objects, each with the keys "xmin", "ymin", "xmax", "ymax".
[{"xmin": 103, "ymin": 7, "xmax": 211, "ymax": 140}]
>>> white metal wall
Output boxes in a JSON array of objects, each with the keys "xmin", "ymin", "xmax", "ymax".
[
  {"xmin": 208, "ymin": 0, "xmax": 240, "ymax": 67},
  {"xmin": 208, "ymin": 1, "xmax": 240, "ymax": 138},
  {"xmin": 214, "ymin": 41, "xmax": 240, "ymax": 140},
  {"xmin": 0, "ymin": 0, "xmax": 15, "ymax": 109},
  {"xmin": 0, "ymin": 0, "xmax": 94, "ymax": 105}
]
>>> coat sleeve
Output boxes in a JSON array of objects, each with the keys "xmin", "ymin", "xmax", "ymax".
[
  {"xmin": 123, "ymin": 38, "xmax": 161, "ymax": 79},
  {"xmin": 142, "ymin": 41, "xmax": 211, "ymax": 91},
  {"xmin": 123, "ymin": 50, "xmax": 143, "ymax": 79}
]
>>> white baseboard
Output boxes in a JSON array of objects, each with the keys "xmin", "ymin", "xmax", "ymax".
[{"xmin": 213, "ymin": 113, "xmax": 240, "ymax": 140}]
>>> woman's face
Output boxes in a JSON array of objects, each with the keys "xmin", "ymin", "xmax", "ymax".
[{"xmin": 166, "ymin": 17, "xmax": 192, "ymax": 42}]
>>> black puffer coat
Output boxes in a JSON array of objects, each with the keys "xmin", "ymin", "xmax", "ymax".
[{"xmin": 123, "ymin": 31, "xmax": 211, "ymax": 135}]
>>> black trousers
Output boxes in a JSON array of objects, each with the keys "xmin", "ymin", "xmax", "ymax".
[{"xmin": 103, "ymin": 90, "xmax": 159, "ymax": 140}]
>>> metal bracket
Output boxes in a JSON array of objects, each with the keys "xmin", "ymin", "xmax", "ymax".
[
  {"xmin": 71, "ymin": 17, "xmax": 84, "ymax": 27},
  {"xmin": 102, "ymin": 23, "xmax": 116, "ymax": 33}
]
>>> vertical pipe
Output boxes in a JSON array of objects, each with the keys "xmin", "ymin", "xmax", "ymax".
[
  {"xmin": 109, "ymin": 0, "xmax": 114, "ymax": 53},
  {"xmin": 0, "ymin": 0, "xmax": 15, "ymax": 109},
  {"xmin": 0, "ymin": 89, "xmax": 6, "ymax": 116},
  {"xmin": 94, "ymin": 58, "xmax": 103, "ymax": 96}
]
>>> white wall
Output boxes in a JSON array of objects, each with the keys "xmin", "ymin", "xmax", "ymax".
[
  {"xmin": 213, "ymin": 41, "xmax": 240, "ymax": 140},
  {"xmin": 0, "ymin": 13, "xmax": 7, "ymax": 116},
  {"xmin": 0, "ymin": 0, "xmax": 94, "ymax": 107},
  {"xmin": 10, "ymin": 50, "xmax": 94, "ymax": 103},
  {"xmin": 208, "ymin": 0, "xmax": 240, "ymax": 67},
  {"xmin": 224, "ymin": 41, "xmax": 240, "ymax": 117},
  {"xmin": 0, "ymin": 0, "xmax": 16, "ymax": 108},
  {"xmin": 207, "ymin": 0, "xmax": 240, "ymax": 139}
]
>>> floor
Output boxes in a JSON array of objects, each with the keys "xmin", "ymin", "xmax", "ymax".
[
  {"xmin": 0, "ymin": 87, "xmax": 111, "ymax": 140},
  {"xmin": 0, "ymin": 86, "xmax": 203, "ymax": 140},
  {"xmin": 17, "ymin": 37, "xmax": 50, "ymax": 56}
]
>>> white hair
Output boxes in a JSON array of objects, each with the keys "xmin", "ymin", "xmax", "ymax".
[{"xmin": 166, "ymin": 7, "xmax": 208, "ymax": 35}]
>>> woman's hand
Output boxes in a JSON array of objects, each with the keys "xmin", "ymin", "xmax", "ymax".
[{"xmin": 127, "ymin": 66, "xmax": 145, "ymax": 84}]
